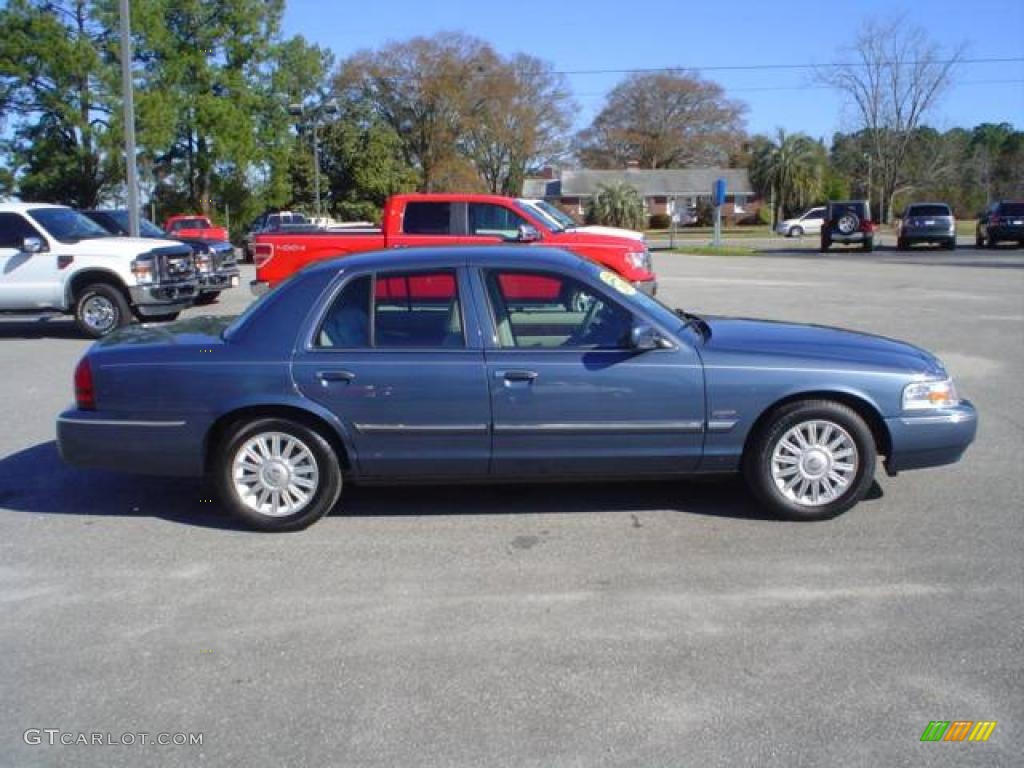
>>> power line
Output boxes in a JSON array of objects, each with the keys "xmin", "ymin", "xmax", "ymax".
[{"xmin": 553, "ymin": 57, "xmax": 1024, "ymax": 77}]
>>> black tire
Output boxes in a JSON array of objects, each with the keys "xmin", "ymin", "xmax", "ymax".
[
  {"xmin": 789, "ymin": 226, "xmax": 803, "ymax": 238},
  {"xmin": 214, "ymin": 418, "xmax": 342, "ymax": 531},
  {"xmin": 897, "ymin": 238, "xmax": 908, "ymax": 251},
  {"xmin": 975, "ymin": 230, "xmax": 984, "ymax": 248},
  {"xmin": 819, "ymin": 238, "xmax": 831, "ymax": 252},
  {"xmin": 943, "ymin": 238, "xmax": 956, "ymax": 251},
  {"xmin": 193, "ymin": 291, "xmax": 221, "ymax": 306},
  {"xmin": 863, "ymin": 237, "xmax": 874, "ymax": 252},
  {"xmin": 743, "ymin": 400, "xmax": 877, "ymax": 521},
  {"xmin": 74, "ymin": 282, "xmax": 131, "ymax": 338},
  {"xmin": 987, "ymin": 235, "xmax": 998, "ymax": 248}
]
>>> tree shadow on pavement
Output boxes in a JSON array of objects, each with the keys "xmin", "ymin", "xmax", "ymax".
[
  {"xmin": 0, "ymin": 441, "xmax": 857, "ymax": 530},
  {"xmin": 0, "ymin": 318, "xmax": 88, "ymax": 340}
]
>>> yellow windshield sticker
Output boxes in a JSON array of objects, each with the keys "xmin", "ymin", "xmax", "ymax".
[{"xmin": 599, "ymin": 270, "xmax": 637, "ymax": 296}]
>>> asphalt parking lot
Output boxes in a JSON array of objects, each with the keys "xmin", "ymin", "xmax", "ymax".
[{"xmin": 1, "ymin": 246, "xmax": 1022, "ymax": 766}]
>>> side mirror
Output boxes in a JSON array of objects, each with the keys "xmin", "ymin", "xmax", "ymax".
[
  {"xmin": 630, "ymin": 322, "xmax": 670, "ymax": 351},
  {"xmin": 516, "ymin": 224, "xmax": 541, "ymax": 243},
  {"xmin": 22, "ymin": 236, "xmax": 46, "ymax": 253}
]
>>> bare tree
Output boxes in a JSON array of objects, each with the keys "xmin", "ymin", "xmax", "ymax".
[
  {"xmin": 575, "ymin": 72, "xmax": 746, "ymax": 169},
  {"xmin": 818, "ymin": 17, "xmax": 963, "ymax": 222}
]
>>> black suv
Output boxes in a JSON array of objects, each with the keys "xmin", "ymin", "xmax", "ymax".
[
  {"xmin": 976, "ymin": 201, "xmax": 1024, "ymax": 248},
  {"xmin": 821, "ymin": 200, "xmax": 874, "ymax": 252}
]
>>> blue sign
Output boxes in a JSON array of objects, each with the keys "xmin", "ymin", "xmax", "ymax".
[{"xmin": 713, "ymin": 178, "xmax": 727, "ymax": 207}]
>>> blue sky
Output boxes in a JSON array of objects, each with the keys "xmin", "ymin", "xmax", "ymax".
[{"xmin": 283, "ymin": 0, "xmax": 1024, "ymax": 142}]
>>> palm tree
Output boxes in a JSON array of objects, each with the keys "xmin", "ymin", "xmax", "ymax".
[
  {"xmin": 585, "ymin": 182, "xmax": 645, "ymax": 229},
  {"xmin": 750, "ymin": 129, "xmax": 826, "ymax": 228}
]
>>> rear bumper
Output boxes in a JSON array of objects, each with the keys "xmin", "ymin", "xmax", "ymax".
[
  {"xmin": 826, "ymin": 231, "xmax": 871, "ymax": 243},
  {"xmin": 883, "ymin": 401, "xmax": 977, "ymax": 474},
  {"xmin": 57, "ymin": 409, "xmax": 204, "ymax": 476},
  {"xmin": 902, "ymin": 228, "xmax": 955, "ymax": 242},
  {"xmin": 989, "ymin": 225, "xmax": 1024, "ymax": 241}
]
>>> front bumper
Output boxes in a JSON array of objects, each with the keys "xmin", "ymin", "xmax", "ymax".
[
  {"xmin": 128, "ymin": 281, "xmax": 198, "ymax": 316},
  {"xmin": 883, "ymin": 401, "xmax": 977, "ymax": 474},
  {"xmin": 198, "ymin": 267, "xmax": 241, "ymax": 293},
  {"xmin": 57, "ymin": 409, "xmax": 204, "ymax": 477},
  {"xmin": 251, "ymin": 279, "xmax": 270, "ymax": 297}
]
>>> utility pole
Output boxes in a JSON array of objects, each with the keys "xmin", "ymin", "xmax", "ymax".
[
  {"xmin": 118, "ymin": 0, "xmax": 139, "ymax": 237},
  {"xmin": 289, "ymin": 100, "xmax": 339, "ymax": 223}
]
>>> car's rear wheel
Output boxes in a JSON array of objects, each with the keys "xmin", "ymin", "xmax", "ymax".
[
  {"xmin": 897, "ymin": 238, "xmax": 908, "ymax": 250},
  {"xmin": 943, "ymin": 238, "xmax": 956, "ymax": 251},
  {"xmin": 863, "ymin": 237, "xmax": 874, "ymax": 252},
  {"xmin": 975, "ymin": 230, "xmax": 984, "ymax": 248},
  {"xmin": 74, "ymin": 283, "xmax": 131, "ymax": 338},
  {"xmin": 215, "ymin": 418, "xmax": 342, "ymax": 531},
  {"xmin": 743, "ymin": 400, "xmax": 877, "ymax": 521},
  {"xmin": 820, "ymin": 237, "xmax": 831, "ymax": 252}
]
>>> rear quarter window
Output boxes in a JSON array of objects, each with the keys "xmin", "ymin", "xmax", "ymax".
[{"xmin": 906, "ymin": 205, "xmax": 951, "ymax": 217}]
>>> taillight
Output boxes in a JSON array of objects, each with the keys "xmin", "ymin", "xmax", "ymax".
[
  {"xmin": 253, "ymin": 243, "xmax": 274, "ymax": 268},
  {"xmin": 74, "ymin": 357, "xmax": 95, "ymax": 410},
  {"xmin": 860, "ymin": 220, "xmax": 875, "ymax": 233}
]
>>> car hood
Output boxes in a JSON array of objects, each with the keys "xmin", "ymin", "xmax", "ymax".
[
  {"xmin": 66, "ymin": 236, "xmax": 187, "ymax": 256},
  {"xmin": 699, "ymin": 316, "xmax": 946, "ymax": 376},
  {"xmin": 570, "ymin": 225, "xmax": 645, "ymax": 241}
]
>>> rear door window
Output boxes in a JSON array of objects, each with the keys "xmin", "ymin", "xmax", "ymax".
[
  {"xmin": 374, "ymin": 271, "xmax": 463, "ymax": 348},
  {"xmin": 402, "ymin": 203, "xmax": 452, "ymax": 235}
]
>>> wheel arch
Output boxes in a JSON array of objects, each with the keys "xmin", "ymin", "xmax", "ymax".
[
  {"xmin": 66, "ymin": 268, "xmax": 130, "ymax": 308},
  {"xmin": 742, "ymin": 390, "xmax": 892, "ymax": 460},
  {"xmin": 204, "ymin": 403, "xmax": 355, "ymax": 475}
]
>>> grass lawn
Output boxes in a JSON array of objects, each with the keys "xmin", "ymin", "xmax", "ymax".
[{"xmin": 664, "ymin": 244, "xmax": 758, "ymax": 257}]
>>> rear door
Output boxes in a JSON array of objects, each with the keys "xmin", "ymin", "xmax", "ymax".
[
  {"xmin": 476, "ymin": 266, "xmax": 705, "ymax": 476},
  {"xmin": 803, "ymin": 207, "xmax": 826, "ymax": 233},
  {"xmin": 292, "ymin": 265, "xmax": 491, "ymax": 478}
]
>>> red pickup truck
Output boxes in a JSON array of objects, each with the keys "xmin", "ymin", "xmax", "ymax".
[
  {"xmin": 164, "ymin": 214, "xmax": 229, "ymax": 242},
  {"xmin": 251, "ymin": 193, "xmax": 656, "ymax": 295}
]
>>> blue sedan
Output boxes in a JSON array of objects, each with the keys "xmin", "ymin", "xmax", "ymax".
[{"xmin": 57, "ymin": 247, "xmax": 977, "ymax": 530}]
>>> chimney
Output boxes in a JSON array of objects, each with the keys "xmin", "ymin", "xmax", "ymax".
[{"xmin": 540, "ymin": 166, "xmax": 556, "ymax": 180}]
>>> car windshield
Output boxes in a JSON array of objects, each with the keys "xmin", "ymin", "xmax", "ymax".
[
  {"xmin": 170, "ymin": 218, "xmax": 209, "ymax": 230},
  {"xmin": 998, "ymin": 202, "xmax": 1024, "ymax": 216},
  {"xmin": 107, "ymin": 211, "xmax": 166, "ymax": 238},
  {"xmin": 535, "ymin": 200, "xmax": 577, "ymax": 229},
  {"xmin": 906, "ymin": 205, "xmax": 950, "ymax": 217},
  {"xmin": 516, "ymin": 200, "xmax": 565, "ymax": 232},
  {"xmin": 29, "ymin": 207, "xmax": 111, "ymax": 242}
]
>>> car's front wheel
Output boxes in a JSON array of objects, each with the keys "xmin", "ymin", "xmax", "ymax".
[
  {"xmin": 215, "ymin": 418, "xmax": 342, "ymax": 531},
  {"xmin": 74, "ymin": 283, "xmax": 131, "ymax": 338},
  {"xmin": 789, "ymin": 225, "xmax": 803, "ymax": 238},
  {"xmin": 744, "ymin": 400, "xmax": 877, "ymax": 521}
]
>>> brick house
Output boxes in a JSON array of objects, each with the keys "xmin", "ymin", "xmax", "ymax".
[{"xmin": 522, "ymin": 167, "xmax": 759, "ymax": 224}]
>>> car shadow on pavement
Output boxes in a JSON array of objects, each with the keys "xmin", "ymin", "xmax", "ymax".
[
  {"xmin": 0, "ymin": 318, "xmax": 87, "ymax": 340},
  {"xmin": 0, "ymin": 441, "xmax": 874, "ymax": 530}
]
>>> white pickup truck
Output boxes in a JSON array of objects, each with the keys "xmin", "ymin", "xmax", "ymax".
[{"xmin": 0, "ymin": 203, "xmax": 199, "ymax": 337}]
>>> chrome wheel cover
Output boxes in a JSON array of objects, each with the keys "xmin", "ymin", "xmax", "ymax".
[
  {"xmin": 82, "ymin": 295, "xmax": 117, "ymax": 333},
  {"xmin": 231, "ymin": 432, "xmax": 319, "ymax": 517},
  {"xmin": 771, "ymin": 420, "xmax": 858, "ymax": 507}
]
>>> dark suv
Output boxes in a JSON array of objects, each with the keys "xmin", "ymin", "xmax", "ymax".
[
  {"xmin": 897, "ymin": 203, "xmax": 956, "ymax": 250},
  {"xmin": 976, "ymin": 201, "xmax": 1024, "ymax": 248},
  {"xmin": 821, "ymin": 201, "xmax": 874, "ymax": 252}
]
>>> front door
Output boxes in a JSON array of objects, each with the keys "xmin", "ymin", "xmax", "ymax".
[
  {"xmin": 293, "ymin": 266, "xmax": 491, "ymax": 478},
  {"xmin": 0, "ymin": 213, "xmax": 61, "ymax": 309},
  {"xmin": 478, "ymin": 268, "xmax": 705, "ymax": 476}
]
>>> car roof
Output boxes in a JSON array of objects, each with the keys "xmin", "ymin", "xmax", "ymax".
[
  {"xmin": 0, "ymin": 202, "xmax": 69, "ymax": 214},
  {"xmin": 303, "ymin": 245, "xmax": 587, "ymax": 277}
]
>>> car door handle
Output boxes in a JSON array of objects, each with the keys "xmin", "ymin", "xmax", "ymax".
[
  {"xmin": 496, "ymin": 369, "xmax": 538, "ymax": 382},
  {"xmin": 316, "ymin": 370, "xmax": 356, "ymax": 384}
]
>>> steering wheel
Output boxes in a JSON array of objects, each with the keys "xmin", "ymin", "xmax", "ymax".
[{"xmin": 564, "ymin": 297, "xmax": 604, "ymax": 347}]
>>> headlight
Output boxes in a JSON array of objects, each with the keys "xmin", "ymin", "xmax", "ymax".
[
  {"xmin": 131, "ymin": 257, "xmax": 156, "ymax": 284},
  {"xmin": 625, "ymin": 250, "xmax": 649, "ymax": 271},
  {"xmin": 195, "ymin": 253, "xmax": 212, "ymax": 273},
  {"xmin": 902, "ymin": 377, "xmax": 959, "ymax": 410}
]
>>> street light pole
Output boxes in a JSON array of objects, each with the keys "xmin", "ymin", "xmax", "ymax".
[
  {"xmin": 118, "ymin": 0, "xmax": 139, "ymax": 237},
  {"xmin": 312, "ymin": 120, "xmax": 320, "ymax": 220},
  {"xmin": 289, "ymin": 100, "xmax": 338, "ymax": 223}
]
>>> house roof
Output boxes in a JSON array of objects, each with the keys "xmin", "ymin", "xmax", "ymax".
[{"xmin": 523, "ymin": 168, "xmax": 753, "ymax": 198}]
